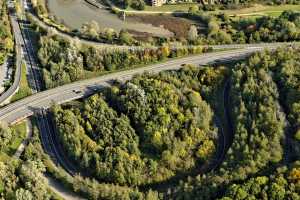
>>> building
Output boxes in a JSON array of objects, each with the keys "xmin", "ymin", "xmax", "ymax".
[
  {"xmin": 151, "ymin": 0, "xmax": 167, "ymax": 6},
  {"xmin": 151, "ymin": 0, "xmax": 195, "ymax": 6}
]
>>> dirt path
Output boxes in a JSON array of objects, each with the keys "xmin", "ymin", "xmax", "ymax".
[
  {"xmin": 12, "ymin": 118, "xmax": 84, "ymax": 200},
  {"xmin": 45, "ymin": 175, "xmax": 86, "ymax": 200},
  {"xmin": 13, "ymin": 119, "xmax": 32, "ymax": 159}
]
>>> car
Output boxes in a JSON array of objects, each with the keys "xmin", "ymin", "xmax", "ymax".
[{"xmin": 73, "ymin": 89, "xmax": 81, "ymax": 94}]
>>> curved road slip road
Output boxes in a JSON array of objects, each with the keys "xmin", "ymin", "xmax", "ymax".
[
  {"xmin": 0, "ymin": 44, "xmax": 288, "ymax": 199},
  {"xmin": 7, "ymin": 1, "xmax": 297, "ymax": 198},
  {"xmin": 142, "ymin": 79, "xmax": 229, "ymax": 193}
]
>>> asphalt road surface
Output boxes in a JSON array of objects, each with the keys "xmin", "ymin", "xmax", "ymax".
[
  {"xmin": 5, "ymin": 0, "xmax": 297, "ymax": 197},
  {"xmin": 0, "ymin": 2, "xmax": 22, "ymax": 104},
  {"xmin": 0, "ymin": 46, "xmax": 282, "ymax": 125}
]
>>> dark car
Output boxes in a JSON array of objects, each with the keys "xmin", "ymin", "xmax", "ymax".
[{"xmin": 73, "ymin": 90, "xmax": 81, "ymax": 94}]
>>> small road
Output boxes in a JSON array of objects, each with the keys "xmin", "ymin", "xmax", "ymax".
[
  {"xmin": 145, "ymin": 70, "xmax": 233, "ymax": 195},
  {"xmin": 26, "ymin": 2, "xmax": 300, "ymax": 52},
  {"xmin": 0, "ymin": 2, "xmax": 23, "ymax": 105},
  {"xmin": 45, "ymin": 175, "xmax": 85, "ymax": 200},
  {"xmin": 100, "ymin": 0, "xmax": 297, "ymax": 17},
  {"xmin": 13, "ymin": 119, "xmax": 32, "ymax": 159},
  {"xmin": 26, "ymin": 5, "xmax": 149, "ymax": 51},
  {"xmin": 11, "ymin": 117, "xmax": 83, "ymax": 199},
  {"xmin": 10, "ymin": 0, "xmax": 80, "ymax": 177},
  {"xmin": 3, "ymin": 2, "xmax": 295, "ymax": 176},
  {"xmin": 5, "ymin": 0, "xmax": 296, "ymax": 198}
]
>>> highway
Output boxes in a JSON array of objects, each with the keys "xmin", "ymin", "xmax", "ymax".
[
  {"xmin": 2, "ymin": 3, "xmax": 299, "ymax": 200},
  {"xmin": 8, "ymin": 0, "xmax": 79, "ymax": 175},
  {"xmin": 0, "ymin": 46, "xmax": 279, "ymax": 125},
  {"xmin": 3, "ymin": 0, "xmax": 296, "ymax": 192},
  {"xmin": 4, "ymin": 1, "xmax": 294, "ymax": 177}
]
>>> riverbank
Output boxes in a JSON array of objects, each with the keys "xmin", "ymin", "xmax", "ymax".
[{"xmin": 46, "ymin": 0, "xmax": 173, "ymax": 37}]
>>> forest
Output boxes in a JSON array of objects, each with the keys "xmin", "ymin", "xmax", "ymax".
[
  {"xmin": 220, "ymin": 164, "xmax": 300, "ymax": 200},
  {"xmin": 0, "ymin": 0, "xmax": 13, "ymax": 64},
  {"xmin": 0, "ymin": 159, "xmax": 52, "ymax": 200},
  {"xmin": 186, "ymin": 10, "xmax": 300, "ymax": 45},
  {"xmin": 48, "ymin": 47, "xmax": 300, "ymax": 199},
  {"xmin": 113, "ymin": 0, "xmax": 300, "ymax": 11},
  {"xmin": 37, "ymin": 35, "xmax": 207, "ymax": 88},
  {"xmin": 1, "ymin": 0, "xmax": 300, "ymax": 197},
  {"xmin": 30, "ymin": 0, "xmax": 300, "ymax": 47},
  {"xmin": 52, "ymin": 66, "xmax": 226, "ymax": 186},
  {"xmin": 0, "ymin": 122, "xmax": 54, "ymax": 199},
  {"xmin": 31, "ymin": 0, "xmax": 143, "ymax": 45},
  {"xmin": 168, "ymin": 47, "xmax": 300, "ymax": 199}
]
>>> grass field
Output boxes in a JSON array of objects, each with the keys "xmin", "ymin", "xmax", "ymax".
[
  {"xmin": 117, "ymin": 3, "xmax": 196, "ymax": 12},
  {"xmin": 11, "ymin": 62, "xmax": 32, "ymax": 102},
  {"xmin": 6, "ymin": 122, "xmax": 27, "ymax": 156},
  {"xmin": 144, "ymin": 3, "xmax": 196, "ymax": 12},
  {"xmin": 10, "ymin": 122, "xmax": 27, "ymax": 153},
  {"xmin": 0, "ymin": 121, "xmax": 27, "ymax": 161},
  {"xmin": 212, "ymin": 4, "xmax": 300, "ymax": 17},
  {"xmin": 124, "ymin": 3, "xmax": 300, "ymax": 17}
]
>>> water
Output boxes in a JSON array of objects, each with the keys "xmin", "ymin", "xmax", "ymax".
[{"xmin": 47, "ymin": 0, "xmax": 173, "ymax": 37}]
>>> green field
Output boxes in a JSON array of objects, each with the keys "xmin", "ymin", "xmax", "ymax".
[
  {"xmin": 8, "ymin": 122, "xmax": 27, "ymax": 155},
  {"xmin": 213, "ymin": 4, "xmax": 300, "ymax": 17},
  {"xmin": 0, "ymin": 121, "xmax": 27, "ymax": 161},
  {"xmin": 144, "ymin": 3, "xmax": 196, "ymax": 12},
  {"xmin": 124, "ymin": 3, "xmax": 300, "ymax": 17},
  {"xmin": 11, "ymin": 62, "xmax": 32, "ymax": 102}
]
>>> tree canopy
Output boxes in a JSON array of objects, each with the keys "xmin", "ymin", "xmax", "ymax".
[{"xmin": 53, "ymin": 66, "xmax": 225, "ymax": 186}]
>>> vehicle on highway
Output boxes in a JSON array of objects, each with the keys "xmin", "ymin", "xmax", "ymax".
[{"xmin": 72, "ymin": 89, "xmax": 82, "ymax": 94}]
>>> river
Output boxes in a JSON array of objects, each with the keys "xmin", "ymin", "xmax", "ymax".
[{"xmin": 47, "ymin": 0, "xmax": 173, "ymax": 37}]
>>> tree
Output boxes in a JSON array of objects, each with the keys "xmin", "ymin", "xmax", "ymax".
[
  {"xmin": 208, "ymin": 20, "xmax": 219, "ymax": 34},
  {"xmin": 16, "ymin": 189, "xmax": 34, "ymax": 200},
  {"xmin": 80, "ymin": 21, "xmax": 100, "ymax": 39},
  {"xmin": 188, "ymin": 5, "xmax": 198, "ymax": 14},
  {"xmin": 119, "ymin": 30, "xmax": 134, "ymax": 45},
  {"xmin": 295, "ymin": 129, "xmax": 300, "ymax": 141},
  {"xmin": 19, "ymin": 160, "xmax": 50, "ymax": 200},
  {"xmin": 0, "ymin": 123, "xmax": 12, "ymax": 151},
  {"xmin": 188, "ymin": 25, "xmax": 198, "ymax": 41},
  {"xmin": 53, "ymin": 66, "xmax": 220, "ymax": 187},
  {"xmin": 124, "ymin": 0, "xmax": 131, "ymax": 8}
]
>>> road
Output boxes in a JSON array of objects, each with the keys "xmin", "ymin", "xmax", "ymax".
[
  {"xmin": 8, "ymin": 0, "xmax": 79, "ymax": 176},
  {"xmin": 26, "ymin": 3, "xmax": 152, "ymax": 51},
  {"xmin": 4, "ymin": 0, "xmax": 294, "ymax": 178},
  {"xmin": 0, "ymin": 3, "xmax": 22, "ymax": 105},
  {"xmin": 46, "ymin": 175, "xmax": 85, "ymax": 200},
  {"xmin": 3, "ymin": 1, "xmax": 296, "ymax": 199},
  {"xmin": 13, "ymin": 119, "xmax": 32, "ymax": 159},
  {"xmin": 0, "ymin": 45, "xmax": 266, "ymax": 180},
  {"xmin": 0, "ymin": 46, "xmax": 279, "ymax": 125},
  {"xmin": 102, "ymin": 0, "xmax": 300, "ymax": 18},
  {"xmin": 26, "ymin": 3, "xmax": 300, "ymax": 52}
]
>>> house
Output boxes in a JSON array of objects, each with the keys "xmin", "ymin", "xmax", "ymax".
[{"xmin": 151, "ymin": 0, "xmax": 167, "ymax": 6}]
